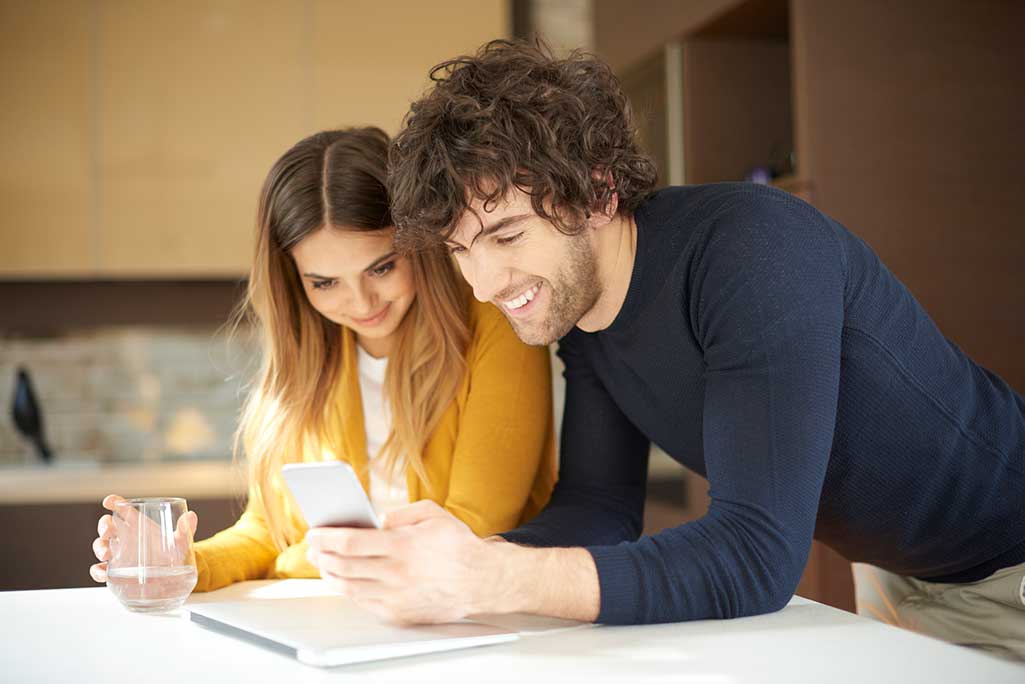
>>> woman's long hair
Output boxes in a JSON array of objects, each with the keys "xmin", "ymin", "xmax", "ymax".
[{"xmin": 236, "ymin": 127, "xmax": 470, "ymax": 550}]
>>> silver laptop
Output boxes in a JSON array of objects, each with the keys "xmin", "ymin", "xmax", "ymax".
[{"xmin": 189, "ymin": 595, "xmax": 518, "ymax": 667}]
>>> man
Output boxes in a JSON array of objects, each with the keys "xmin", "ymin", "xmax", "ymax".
[{"xmin": 304, "ymin": 40, "xmax": 1025, "ymax": 660}]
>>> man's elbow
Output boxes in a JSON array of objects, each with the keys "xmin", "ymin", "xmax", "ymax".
[
  {"xmin": 760, "ymin": 583, "xmax": 797, "ymax": 615},
  {"xmin": 739, "ymin": 568, "xmax": 800, "ymax": 617}
]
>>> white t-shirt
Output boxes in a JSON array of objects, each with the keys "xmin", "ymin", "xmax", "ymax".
[{"xmin": 356, "ymin": 345, "xmax": 410, "ymax": 516}]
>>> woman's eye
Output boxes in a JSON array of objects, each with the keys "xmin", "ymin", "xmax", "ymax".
[
  {"xmin": 496, "ymin": 232, "xmax": 524, "ymax": 246},
  {"xmin": 447, "ymin": 245, "xmax": 465, "ymax": 256},
  {"xmin": 370, "ymin": 261, "xmax": 395, "ymax": 277},
  {"xmin": 311, "ymin": 279, "xmax": 335, "ymax": 290}
]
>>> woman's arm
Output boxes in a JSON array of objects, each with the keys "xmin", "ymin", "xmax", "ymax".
[
  {"xmin": 439, "ymin": 304, "xmax": 557, "ymax": 537},
  {"xmin": 192, "ymin": 493, "xmax": 281, "ymax": 592}
]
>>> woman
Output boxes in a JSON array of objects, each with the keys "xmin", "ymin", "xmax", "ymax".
[{"xmin": 88, "ymin": 127, "xmax": 557, "ymax": 592}]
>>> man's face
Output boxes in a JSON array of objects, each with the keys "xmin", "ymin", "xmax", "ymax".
[{"xmin": 446, "ymin": 188, "xmax": 602, "ymax": 346}]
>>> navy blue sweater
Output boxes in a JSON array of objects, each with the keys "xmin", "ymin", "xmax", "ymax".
[{"xmin": 501, "ymin": 184, "xmax": 1025, "ymax": 625}]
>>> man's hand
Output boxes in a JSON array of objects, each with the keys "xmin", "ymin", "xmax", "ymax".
[
  {"xmin": 305, "ymin": 500, "xmax": 490, "ymax": 624},
  {"xmin": 306, "ymin": 500, "xmax": 602, "ymax": 624}
]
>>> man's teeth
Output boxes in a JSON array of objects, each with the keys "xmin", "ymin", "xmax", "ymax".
[{"xmin": 503, "ymin": 283, "xmax": 540, "ymax": 310}]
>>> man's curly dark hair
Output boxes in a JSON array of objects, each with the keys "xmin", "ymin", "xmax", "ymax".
[{"xmin": 389, "ymin": 39, "xmax": 658, "ymax": 249}]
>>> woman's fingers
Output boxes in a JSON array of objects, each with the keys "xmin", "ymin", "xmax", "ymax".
[
  {"xmin": 184, "ymin": 510, "xmax": 198, "ymax": 536},
  {"xmin": 102, "ymin": 494, "xmax": 143, "ymax": 532},
  {"xmin": 101, "ymin": 494, "xmax": 126, "ymax": 512},
  {"xmin": 171, "ymin": 511, "xmax": 198, "ymax": 559},
  {"xmin": 173, "ymin": 511, "xmax": 198, "ymax": 540},
  {"xmin": 91, "ymin": 499, "xmax": 120, "ymax": 580},
  {"xmin": 89, "ymin": 562, "xmax": 107, "ymax": 583},
  {"xmin": 97, "ymin": 514, "xmax": 113, "ymax": 539},
  {"xmin": 92, "ymin": 536, "xmax": 110, "ymax": 562}
]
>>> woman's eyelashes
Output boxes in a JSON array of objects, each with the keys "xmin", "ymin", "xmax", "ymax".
[
  {"xmin": 369, "ymin": 261, "xmax": 395, "ymax": 277},
  {"xmin": 310, "ymin": 262, "xmax": 393, "ymax": 290}
]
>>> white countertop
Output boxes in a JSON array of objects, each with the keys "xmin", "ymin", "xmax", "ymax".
[
  {"xmin": 0, "ymin": 460, "xmax": 246, "ymax": 504},
  {"xmin": 2, "ymin": 579, "xmax": 1022, "ymax": 683}
]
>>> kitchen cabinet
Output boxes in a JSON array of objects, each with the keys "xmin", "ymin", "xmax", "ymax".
[
  {"xmin": 0, "ymin": 1, "xmax": 94, "ymax": 276},
  {"xmin": 613, "ymin": 0, "xmax": 1025, "ymax": 613},
  {"xmin": 0, "ymin": 0, "xmax": 509, "ymax": 278},
  {"xmin": 0, "ymin": 497, "xmax": 240, "ymax": 591},
  {"xmin": 0, "ymin": 461, "xmax": 245, "ymax": 590}
]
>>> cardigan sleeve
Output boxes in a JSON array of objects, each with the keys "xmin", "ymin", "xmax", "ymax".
[
  {"xmin": 439, "ymin": 302, "xmax": 557, "ymax": 537},
  {"xmin": 191, "ymin": 492, "xmax": 280, "ymax": 592}
]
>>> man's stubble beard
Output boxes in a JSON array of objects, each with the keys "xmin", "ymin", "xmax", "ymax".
[{"xmin": 509, "ymin": 233, "xmax": 601, "ymax": 346}]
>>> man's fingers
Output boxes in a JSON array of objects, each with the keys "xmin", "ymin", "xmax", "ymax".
[
  {"xmin": 92, "ymin": 537, "xmax": 110, "ymax": 562},
  {"xmin": 381, "ymin": 500, "xmax": 447, "ymax": 529},
  {"xmin": 315, "ymin": 552, "xmax": 396, "ymax": 582},
  {"xmin": 89, "ymin": 562, "xmax": 108, "ymax": 583},
  {"xmin": 306, "ymin": 527, "xmax": 392, "ymax": 557},
  {"xmin": 321, "ymin": 574, "xmax": 384, "ymax": 600}
]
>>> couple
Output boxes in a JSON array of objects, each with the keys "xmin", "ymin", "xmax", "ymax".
[{"xmin": 92, "ymin": 40, "xmax": 1025, "ymax": 661}]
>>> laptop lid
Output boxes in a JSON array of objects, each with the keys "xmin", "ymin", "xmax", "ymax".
[{"xmin": 189, "ymin": 595, "xmax": 518, "ymax": 667}]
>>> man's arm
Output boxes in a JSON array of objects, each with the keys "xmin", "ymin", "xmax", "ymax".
[
  {"xmin": 305, "ymin": 499, "xmax": 602, "ymax": 623},
  {"xmin": 585, "ymin": 194, "xmax": 847, "ymax": 623},
  {"xmin": 474, "ymin": 539, "xmax": 601, "ymax": 621}
]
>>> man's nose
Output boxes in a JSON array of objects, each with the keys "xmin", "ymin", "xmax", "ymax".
[{"xmin": 463, "ymin": 253, "xmax": 505, "ymax": 303}]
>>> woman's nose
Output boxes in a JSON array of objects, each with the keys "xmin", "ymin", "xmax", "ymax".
[{"xmin": 344, "ymin": 281, "xmax": 377, "ymax": 315}]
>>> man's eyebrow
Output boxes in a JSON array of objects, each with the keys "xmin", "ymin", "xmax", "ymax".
[{"xmin": 446, "ymin": 214, "xmax": 531, "ymax": 248}]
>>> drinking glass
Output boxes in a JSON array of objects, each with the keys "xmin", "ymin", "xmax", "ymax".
[{"xmin": 105, "ymin": 497, "xmax": 198, "ymax": 613}]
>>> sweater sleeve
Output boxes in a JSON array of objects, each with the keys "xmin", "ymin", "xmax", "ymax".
[
  {"xmin": 191, "ymin": 492, "xmax": 280, "ymax": 592},
  {"xmin": 440, "ymin": 304, "xmax": 557, "ymax": 537},
  {"xmin": 501, "ymin": 328, "xmax": 651, "ymax": 549},
  {"xmin": 589, "ymin": 198, "xmax": 846, "ymax": 624}
]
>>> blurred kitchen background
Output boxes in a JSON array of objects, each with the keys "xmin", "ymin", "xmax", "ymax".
[{"xmin": 2, "ymin": 0, "xmax": 1023, "ymax": 609}]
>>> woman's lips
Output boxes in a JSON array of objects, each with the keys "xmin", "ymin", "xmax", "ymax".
[{"xmin": 350, "ymin": 303, "xmax": 391, "ymax": 327}]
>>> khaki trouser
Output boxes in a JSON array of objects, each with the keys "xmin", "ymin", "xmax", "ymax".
[{"xmin": 852, "ymin": 561, "xmax": 1025, "ymax": 663}]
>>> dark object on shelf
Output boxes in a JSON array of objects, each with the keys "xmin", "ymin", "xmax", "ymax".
[
  {"xmin": 11, "ymin": 367, "xmax": 54, "ymax": 464},
  {"xmin": 745, "ymin": 165, "xmax": 773, "ymax": 184},
  {"xmin": 746, "ymin": 144, "xmax": 796, "ymax": 185}
]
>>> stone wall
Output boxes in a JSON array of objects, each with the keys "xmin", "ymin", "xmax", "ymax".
[{"xmin": 1, "ymin": 326, "xmax": 257, "ymax": 465}]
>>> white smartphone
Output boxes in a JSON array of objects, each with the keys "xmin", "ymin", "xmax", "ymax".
[{"xmin": 281, "ymin": 461, "xmax": 382, "ymax": 529}]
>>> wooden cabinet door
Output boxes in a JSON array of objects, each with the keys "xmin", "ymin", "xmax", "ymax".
[
  {"xmin": 95, "ymin": 1, "xmax": 308, "ymax": 277},
  {"xmin": 2, "ymin": 1, "xmax": 508, "ymax": 278},
  {"xmin": 0, "ymin": 1, "xmax": 94, "ymax": 276},
  {"xmin": 309, "ymin": 0, "xmax": 509, "ymax": 134}
]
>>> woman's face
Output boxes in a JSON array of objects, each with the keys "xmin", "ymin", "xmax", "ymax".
[{"xmin": 291, "ymin": 225, "xmax": 416, "ymax": 358}]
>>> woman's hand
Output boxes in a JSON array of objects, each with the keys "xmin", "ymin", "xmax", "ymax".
[{"xmin": 89, "ymin": 494, "xmax": 198, "ymax": 582}]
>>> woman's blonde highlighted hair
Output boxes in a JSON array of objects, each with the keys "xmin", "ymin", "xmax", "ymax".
[{"xmin": 235, "ymin": 128, "xmax": 469, "ymax": 550}]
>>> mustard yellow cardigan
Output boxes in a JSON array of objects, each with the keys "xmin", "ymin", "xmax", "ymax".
[{"xmin": 192, "ymin": 300, "xmax": 557, "ymax": 591}]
